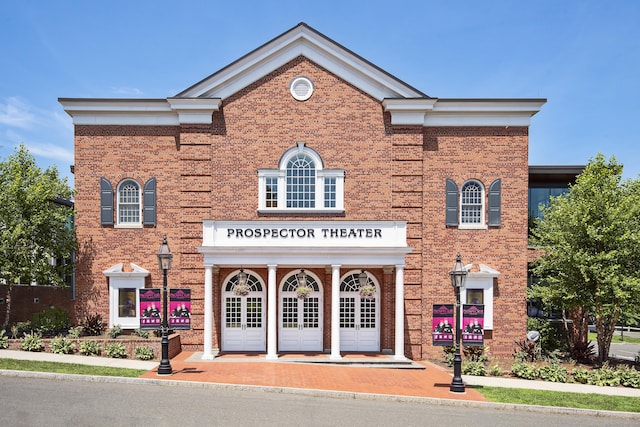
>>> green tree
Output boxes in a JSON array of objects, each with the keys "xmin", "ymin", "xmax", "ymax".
[
  {"xmin": 0, "ymin": 144, "xmax": 76, "ymax": 329},
  {"xmin": 530, "ymin": 153, "xmax": 640, "ymax": 364}
]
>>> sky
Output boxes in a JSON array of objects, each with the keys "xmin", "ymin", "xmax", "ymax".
[{"xmin": 1, "ymin": 0, "xmax": 639, "ymax": 186}]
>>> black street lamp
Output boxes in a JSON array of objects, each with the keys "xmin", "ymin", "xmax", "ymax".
[
  {"xmin": 449, "ymin": 253, "xmax": 467, "ymax": 393},
  {"xmin": 157, "ymin": 235, "xmax": 173, "ymax": 375}
]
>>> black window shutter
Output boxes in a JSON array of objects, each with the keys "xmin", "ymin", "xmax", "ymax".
[
  {"xmin": 445, "ymin": 179, "xmax": 459, "ymax": 226},
  {"xmin": 100, "ymin": 177, "xmax": 114, "ymax": 225},
  {"xmin": 143, "ymin": 177, "xmax": 156, "ymax": 226},
  {"xmin": 488, "ymin": 179, "xmax": 501, "ymax": 226}
]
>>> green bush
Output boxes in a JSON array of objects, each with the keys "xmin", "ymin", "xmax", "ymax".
[
  {"xmin": 67, "ymin": 326, "xmax": 83, "ymax": 339},
  {"xmin": 20, "ymin": 332, "xmax": 44, "ymax": 352},
  {"xmin": 571, "ymin": 367, "xmax": 590, "ymax": 384},
  {"xmin": 105, "ymin": 342, "xmax": 127, "ymax": 358},
  {"xmin": 0, "ymin": 330, "xmax": 8, "ymax": 349},
  {"xmin": 81, "ymin": 314, "xmax": 105, "ymax": 336},
  {"xmin": 586, "ymin": 363, "xmax": 620, "ymax": 387},
  {"xmin": 79, "ymin": 340, "xmax": 101, "ymax": 356},
  {"xmin": 537, "ymin": 363, "xmax": 568, "ymax": 383},
  {"xmin": 134, "ymin": 328, "xmax": 150, "ymax": 339},
  {"xmin": 617, "ymin": 365, "xmax": 640, "ymax": 388},
  {"xmin": 135, "ymin": 346, "xmax": 155, "ymax": 360},
  {"xmin": 107, "ymin": 325, "xmax": 122, "ymax": 339},
  {"xmin": 463, "ymin": 361, "xmax": 487, "ymax": 376},
  {"xmin": 489, "ymin": 364, "xmax": 503, "ymax": 377},
  {"xmin": 32, "ymin": 307, "xmax": 71, "ymax": 337},
  {"xmin": 12, "ymin": 321, "xmax": 33, "ymax": 338},
  {"xmin": 50, "ymin": 336, "xmax": 76, "ymax": 355},
  {"xmin": 463, "ymin": 346, "xmax": 488, "ymax": 363},
  {"xmin": 527, "ymin": 318, "xmax": 569, "ymax": 356},
  {"xmin": 510, "ymin": 361, "xmax": 538, "ymax": 380}
]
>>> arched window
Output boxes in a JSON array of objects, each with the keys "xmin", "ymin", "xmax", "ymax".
[
  {"xmin": 258, "ymin": 142, "xmax": 344, "ymax": 212},
  {"xmin": 460, "ymin": 180, "xmax": 484, "ymax": 225},
  {"xmin": 286, "ymin": 154, "xmax": 316, "ymax": 208},
  {"xmin": 117, "ymin": 179, "xmax": 141, "ymax": 226}
]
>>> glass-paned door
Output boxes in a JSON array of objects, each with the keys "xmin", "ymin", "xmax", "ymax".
[
  {"xmin": 279, "ymin": 273, "xmax": 323, "ymax": 351},
  {"xmin": 339, "ymin": 272, "xmax": 380, "ymax": 351},
  {"xmin": 222, "ymin": 271, "xmax": 265, "ymax": 352}
]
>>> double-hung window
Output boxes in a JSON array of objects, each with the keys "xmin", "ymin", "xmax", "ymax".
[{"xmin": 258, "ymin": 142, "xmax": 344, "ymax": 213}]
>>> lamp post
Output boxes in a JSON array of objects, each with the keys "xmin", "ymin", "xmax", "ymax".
[
  {"xmin": 157, "ymin": 235, "xmax": 173, "ymax": 375},
  {"xmin": 449, "ymin": 253, "xmax": 467, "ymax": 393}
]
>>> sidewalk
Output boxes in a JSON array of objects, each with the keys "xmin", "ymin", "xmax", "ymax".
[{"xmin": 2, "ymin": 349, "xmax": 640, "ymax": 400}]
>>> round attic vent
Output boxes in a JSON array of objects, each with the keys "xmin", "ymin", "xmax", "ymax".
[{"xmin": 289, "ymin": 76, "xmax": 314, "ymax": 101}]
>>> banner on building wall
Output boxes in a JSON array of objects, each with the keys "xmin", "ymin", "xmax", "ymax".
[
  {"xmin": 169, "ymin": 288, "xmax": 191, "ymax": 330},
  {"xmin": 432, "ymin": 304, "xmax": 454, "ymax": 346},
  {"xmin": 462, "ymin": 304, "xmax": 484, "ymax": 346},
  {"xmin": 139, "ymin": 289, "xmax": 161, "ymax": 330}
]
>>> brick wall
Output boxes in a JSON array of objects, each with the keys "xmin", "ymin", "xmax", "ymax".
[{"xmin": 72, "ymin": 57, "xmax": 529, "ymax": 360}]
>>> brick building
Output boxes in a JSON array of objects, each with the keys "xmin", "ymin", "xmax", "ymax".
[{"xmin": 59, "ymin": 23, "xmax": 545, "ymax": 361}]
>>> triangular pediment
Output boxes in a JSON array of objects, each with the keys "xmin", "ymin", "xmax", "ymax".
[{"xmin": 176, "ymin": 22, "xmax": 428, "ymax": 101}]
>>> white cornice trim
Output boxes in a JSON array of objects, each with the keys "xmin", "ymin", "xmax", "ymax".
[
  {"xmin": 178, "ymin": 24, "xmax": 426, "ymax": 101},
  {"xmin": 59, "ymin": 98, "xmax": 221, "ymax": 125},
  {"xmin": 383, "ymin": 98, "xmax": 546, "ymax": 126}
]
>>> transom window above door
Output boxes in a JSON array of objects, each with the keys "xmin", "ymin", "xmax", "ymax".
[{"xmin": 258, "ymin": 142, "xmax": 344, "ymax": 213}]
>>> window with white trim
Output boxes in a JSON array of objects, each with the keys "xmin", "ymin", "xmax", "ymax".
[
  {"xmin": 117, "ymin": 179, "xmax": 141, "ymax": 226},
  {"xmin": 460, "ymin": 180, "xmax": 485, "ymax": 228},
  {"xmin": 258, "ymin": 142, "xmax": 344, "ymax": 212}
]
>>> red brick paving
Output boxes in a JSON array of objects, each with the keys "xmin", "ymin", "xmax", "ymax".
[{"xmin": 140, "ymin": 352, "xmax": 487, "ymax": 402}]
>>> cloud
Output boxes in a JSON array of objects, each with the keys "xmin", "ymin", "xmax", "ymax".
[
  {"xmin": 0, "ymin": 97, "xmax": 36, "ymax": 128},
  {"xmin": 111, "ymin": 86, "xmax": 144, "ymax": 96},
  {"xmin": 27, "ymin": 142, "xmax": 73, "ymax": 163}
]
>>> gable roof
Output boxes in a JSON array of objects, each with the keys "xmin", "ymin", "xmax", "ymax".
[
  {"xmin": 60, "ymin": 23, "xmax": 545, "ymax": 127},
  {"xmin": 177, "ymin": 22, "xmax": 428, "ymax": 101}
]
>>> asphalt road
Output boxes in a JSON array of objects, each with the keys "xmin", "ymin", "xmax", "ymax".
[{"xmin": 1, "ymin": 375, "xmax": 637, "ymax": 427}]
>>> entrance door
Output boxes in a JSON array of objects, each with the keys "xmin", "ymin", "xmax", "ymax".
[
  {"xmin": 340, "ymin": 272, "xmax": 380, "ymax": 352},
  {"xmin": 278, "ymin": 272, "xmax": 323, "ymax": 352},
  {"xmin": 222, "ymin": 271, "xmax": 266, "ymax": 352}
]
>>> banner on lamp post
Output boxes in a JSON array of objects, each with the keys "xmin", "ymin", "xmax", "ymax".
[
  {"xmin": 169, "ymin": 288, "xmax": 191, "ymax": 330},
  {"xmin": 462, "ymin": 304, "xmax": 484, "ymax": 346},
  {"xmin": 432, "ymin": 304, "xmax": 454, "ymax": 346},
  {"xmin": 139, "ymin": 289, "xmax": 161, "ymax": 330}
]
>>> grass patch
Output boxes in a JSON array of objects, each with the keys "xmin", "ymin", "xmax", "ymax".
[
  {"xmin": 477, "ymin": 386, "xmax": 640, "ymax": 413},
  {"xmin": 588, "ymin": 332, "xmax": 640, "ymax": 344},
  {"xmin": 0, "ymin": 358, "xmax": 146, "ymax": 378}
]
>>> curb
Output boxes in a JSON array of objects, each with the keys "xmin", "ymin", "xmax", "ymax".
[{"xmin": 1, "ymin": 369, "xmax": 639, "ymax": 420}]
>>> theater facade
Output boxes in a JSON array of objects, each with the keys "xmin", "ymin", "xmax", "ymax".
[{"xmin": 60, "ymin": 23, "xmax": 545, "ymax": 361}]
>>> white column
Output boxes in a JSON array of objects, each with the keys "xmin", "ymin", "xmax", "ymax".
[
  {"xmin": 266, "ymin": 264, "xmax": 278, "ymax": 360},
  {"xmin": 330, "ymin": 264, "xmax": 342, "ymax": 360},
  {"xmin": 202, "ymin": 265, "xmax": 214, "ymax": 360},
  {"xmin": 394, "ymin": 265, "xmax": 407, "ymax": 360}
]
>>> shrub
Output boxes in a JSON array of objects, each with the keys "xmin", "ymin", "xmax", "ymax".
[
  {"xmin": 107, "ymin": 325, "xmax": 122, "ymax": 339},
  {"xmin": 586, "ymin": 363, "xmax": 620, "ymax": 387},
  {"xmin": 526, "ymin": 318, "xmax": 569, "ymax": 356},
  {"xmin": 105, "ymin": 342, "xmax": 127, "ymax": 358},
  {"xmin": 510, "ymin": 361, "xmax": 538, "ymax": 380},
  {"xmin": 134, "ymin": 328, "xmax": 150, "ymax": 339},
  {"xmin": 79, "ymin": 340, "xmax": 101, "ymax": 356},
  {"xmin": 537, "ymin": 363, "xmax": 568, "ymax": 383},
  {"xmin": 571, "ymin": 367, "xmax": 590, "ymax": 384},
  {"xmin": 50, "ymin": 336, "xmax": 76, "ymax": 355},
  {"xmin": 442, "ymin": 346, "xmax": 455, "ymax": 367},
  {"xmin": 513, "ymin": 339, "xmax": 541, "ymax": 362},
  {"xmin": 12, "ymin": 321, "xmax": 33, "ymax": 338},
  {"xmin": 0, "ymin": 330, "xmax": 8, "ymax": 349},
  {"xmin": 489, "ymin": 364, "xmax": 503, "ymax": 377},
  {"xmin": 463, "ymin": 346, "xmax": 489, "ymax": 363},
  {"xmin": 32, "ymin": 307, "xmax": 71, "ymax": 337},
  {"xmin": 135, "ymin": 346, "xmax": 155, "ymax": 360},
  {"xmin": 20, "ymin": 332, "xmax": 44, "ymax": 352},
  {"xmin": 463, "ymin": 361, "xmax": 486, "ymax": 376},
  {"xmin": 81, "ymin": 314, "xmax": 106, "ymax": 336},
  {"xmin": 617, "ymin": 365, "xmax": 640, "ymax": 388},
  {"xmin": 67, "ymin": 326, "xmax": 83, "ymax": 339}
]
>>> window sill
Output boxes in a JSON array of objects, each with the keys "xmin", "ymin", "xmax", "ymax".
[
  {"xmin": 458, "ymin": 224, "xmax": 488, "ymax": 230},
  {"xmin": 114, "ymin": 224, "xmax": 143, "ymax": 229},
  {"xmin": 258, "ymin": 209, "xmax": 345, "ymax": 216}
]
